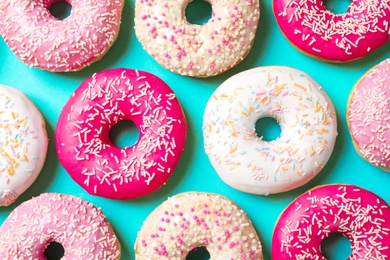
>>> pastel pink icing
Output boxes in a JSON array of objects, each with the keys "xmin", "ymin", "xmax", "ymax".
[
  {"xmin": 272, "ymin": 184, "xmax": 390, "ymax": 259},
  {"xmin": 0, "ymin": 0, "xmax": 124, "ymax": 72},
  {"xmin": 135, "ymin": 192, "xmax": 263, "ymax": 259},
  {"xmin": 0, "ymin": 193, "xmax": 120, "ymax": 259},
  {"xmin": 273, "ymin": 0, "xmax": 390, "ymax": 62},
  {"xmin": 348, "ymin": 58, "xmax": 390, "ymax": 169},
  {"xmin": 56, "ymin": 68, "xmax": 187, "ymax": 200}
]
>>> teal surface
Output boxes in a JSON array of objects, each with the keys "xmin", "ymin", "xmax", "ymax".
[{"xmin": 1, "ymin": 0, "xmax": 390, "ymax": 259}]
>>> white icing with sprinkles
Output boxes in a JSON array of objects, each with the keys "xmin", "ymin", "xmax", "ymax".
[
  {"xmin": 0, "ymin": 85, "xmax": 48, "ymax": 206},
  {"xmin": 134, "ymin": 0, "xmax": 260, "ymax": 77},
  {"xmin": 56, "ymin": 68, "xmax": 187, "ymax": 200},
  {"xmin": 273, "ymin": 0, "xmax": 390, "ymax": 62},
  {"xmin": 0, "ymin": 0, "xmax": 124, "ymax": 71},
  {"xmin": 272, "ymin": 184, "xmax": 390, "ymax": 259},
  {"xmin": 203, "ymin": 67, "xmax": 337, "ymax": 195},
  {"xmin": 0, "ymin": 193, "xmax": 121, "ymax": 259},
  {"xmin": 135, "ymin": 192, "xmax": 263, "ymax": 259}
]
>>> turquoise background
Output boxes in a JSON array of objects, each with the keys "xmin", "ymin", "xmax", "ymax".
[{"xmin": 1, "ymin": 0, "xmax": 390, "ymax": 259}]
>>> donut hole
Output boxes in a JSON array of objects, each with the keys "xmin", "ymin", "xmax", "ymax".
[
  {"xmin": 185, "ymin": 0, "xmax": 213, "ymax": 25},
  {"xmin": 254, "ymin": 117, "xmax": 282, "ymax": 141},
  {"xmin": 322, "ymin": 0, "xmax": 350, "ymax": 14},
  {"xmin": 44, "ymin": 241, "xmax": 65, "ymax": 260},
  {"xmin": 109, "ymin": 120, "xmax": 140, "ymax": 148},
  {"xmin": 321, "ymin": 233, "xmax": 352, "ymax": 259},
  {"xmin": 186, "ymin": 246, "xmax": 210, "ymax": 260},
  {"xmin": 49, "ymin": 1, "xmax": 72, "ymax": 20}
]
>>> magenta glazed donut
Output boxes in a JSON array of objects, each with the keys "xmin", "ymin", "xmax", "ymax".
[
  {"xmin": 272, "ymin": 184, "xmax": 390, "ymax": 259},
  {"xmin": 273, "ymin": 0, "xmax": 390, "ymax": 62},
  {"xmin": 0, "ymin": 193, "xmax": 120, "ymax": 259},
  {"xmin": 0, "ymin": 0, "xmax": 124, "ymax": 71},
  {"xmin": 56, "ymin": 68, "xmax": 187, "ymax": 199}
]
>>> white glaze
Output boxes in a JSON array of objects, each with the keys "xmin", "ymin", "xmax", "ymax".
[
  {"xmin": 135, "ymin": 192, "xmax": 263, "ymax": 259},
  {"xmin": 134, "ymin": 0, "xmax": 260, "ymax": 77},
  {"xmin": 203, "ymin": 67, "xmax": 337, "ymax": 195},
  {"xmin": 0, "ymin": 85, "xmax": 48, "ymax": 206}
]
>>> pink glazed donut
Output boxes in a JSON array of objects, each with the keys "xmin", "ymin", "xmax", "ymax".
[
  {"xmin": 0, "ymin": 193, "xmax": 121, "ymax": 259},
  {"xmin": 0, "ymin": 0, "xmax": 124, "ymax": 71},
  {"xmin": 56, "ymin": 68, "xmax": 187, "ymax": 200},
  {"xmin": 273, "ymin": 0, "xmax": 390, "ymax": 62},
  {"xmin": 347, "ymin": 58, "xmax": 390, "ymax": 171},
  {"xmin": 272, "ymin": 184, "xmax": 390, "ymax": 259}
]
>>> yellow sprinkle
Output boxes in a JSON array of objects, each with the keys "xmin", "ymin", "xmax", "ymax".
[
  {"xmin": 294, "ymin": 83, "xmax": 306, "ymax": 91},
  {"xmin": 7, "ymin": 168, "xmax": 15, "ymax": 176},
  {"xmin": 290, "ymin": 148, "xmax": 299, "ymax": 155}
]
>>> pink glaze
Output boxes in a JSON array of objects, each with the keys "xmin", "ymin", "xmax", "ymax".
[
  {"xmin": 0, "ymin": 0, "xmax": 124, "ymax": 72},
  {"xmin": 56, "ymin": 68, "xmax": 187, "ymax": 200},
  {"xmin": 273, "ymin": 0, "xmax": 390, "ymax": 62},
  {"xmin": 0, "ymin": 193, "xmax": 120, "ymax": 259},
  {"xmin": 135, "ymin": 192, "xmax": 263, "ymax": 259},
  {"xmin": 348, "ymin": 59, "xmax": 390, "ymax": 170},
  {"xmin": 272, "ymin": 184, "xmax": 390, "ymax": 259}
]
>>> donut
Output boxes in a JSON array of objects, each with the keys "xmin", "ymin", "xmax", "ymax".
[
  {"xmin": 134, "ymin": 0, "xmax": 260, "ymax": 77},
  {"xmin": 0, "ymin": 0, "xmax": 124, "ymax": 72},
  {"xmin": 272, "ymin": 184, "xmax": 390, "ymax": 259},
  {"xmin": 273, "ymin": 0, "xmax": 390, "ymax": 62},
  {"xmin": 347, "ymin": 58, "xmax": 390, "ymax": 171},
  {"xmin": 0, "ymin": 193, "xmax": 121, "ymax": 259},
  {"xmin": 0, "ymin": 85, "xmax": 48, "ymax": 206},
  {"xmin": 203, "ymin": 66, "xmax": 337, "ymax": 195},
  {"xmin": 56, "ymin": 68, "xmax": 187, "ymax": 200},
  {"xmin": 135, "ymin": 192, "xmax": 263, "ymax": 259}
]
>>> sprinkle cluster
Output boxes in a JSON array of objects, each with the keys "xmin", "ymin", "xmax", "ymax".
[
  {"xmin": 274, "ymin": 0, "xmax": 390, "ymax": 61},
  {"xmin": 0, "ymin": 86, "xmax": 47, "ymax": 206},
  {"xmin": 273, "ymin": 185, "xmax": 390, "ymax": 259},
  {"xmin": 348, "ymin": 58, "xmax": 390, "ymax": 169},
  {"xmin": 0, "ymin": 0, "xmax": 124, "ymax": 71},
  {"xmin": 56, "ymin": 69, "xmax": 187, "ymax": 199},
  {"xmin": 0, "ymin": 193, "xmax": 120, "ymax": 259},
  {"xmin": 135, "ymin": 192, "xmax": 262, "ymax": 259},
  {"xmin": 203, "ymin": 67, "xmax": 337, "ymax": 195},
  {"xmin": 134, "ymin": 0, "xmax": 260, "ymax": 77}
]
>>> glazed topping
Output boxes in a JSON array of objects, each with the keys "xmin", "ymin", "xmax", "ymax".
[
  {"xmin": 0, "ymin": 193, "xmax": 120, "ymax": 259},
  {"xmin": 56, "ymin": 68, "xmax": 187, "ymax": 199},
  {"xmin": 274, "ymin": 0, "xmax": 390, "ymax": 61},
  {"xmin": 134, "ymin": 0, "xmax": 260, "ymax": 77},
  {"xmin": 0, "ymin": 85, "xmax": 47, "ymax": 206},
  {"xmin": 203, "ymin": 67, "xmax": 337, "ymax": 195},
  {"xmin": 135, "ymin": 192, "xmax": 262, "ymax": 259},
  {"xmin": 0, "ymin": 0, "xmax": 123, "ymax": 71},
  {"xmin": 348, "ymin": 58, "xmax": 390, "ymax": 168},
  {"xmin": 273, "ymin": 185, "xmax": 390, "ymax": 259}
]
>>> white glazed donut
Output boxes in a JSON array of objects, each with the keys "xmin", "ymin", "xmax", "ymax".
[
  {"xmin": 134, "ymin": 0, "xmax": 260, "ymax": 77},
  {"xmin": 135, "ymin": 192, "xmax": 263, "ymax": 259},
  {"xmin": 203, "ymin": 66, "xmax": 337, "ymax": 195},
  {"xmin": 0, "ymin": 85, "xmax": 48, "ymax": 206}
]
